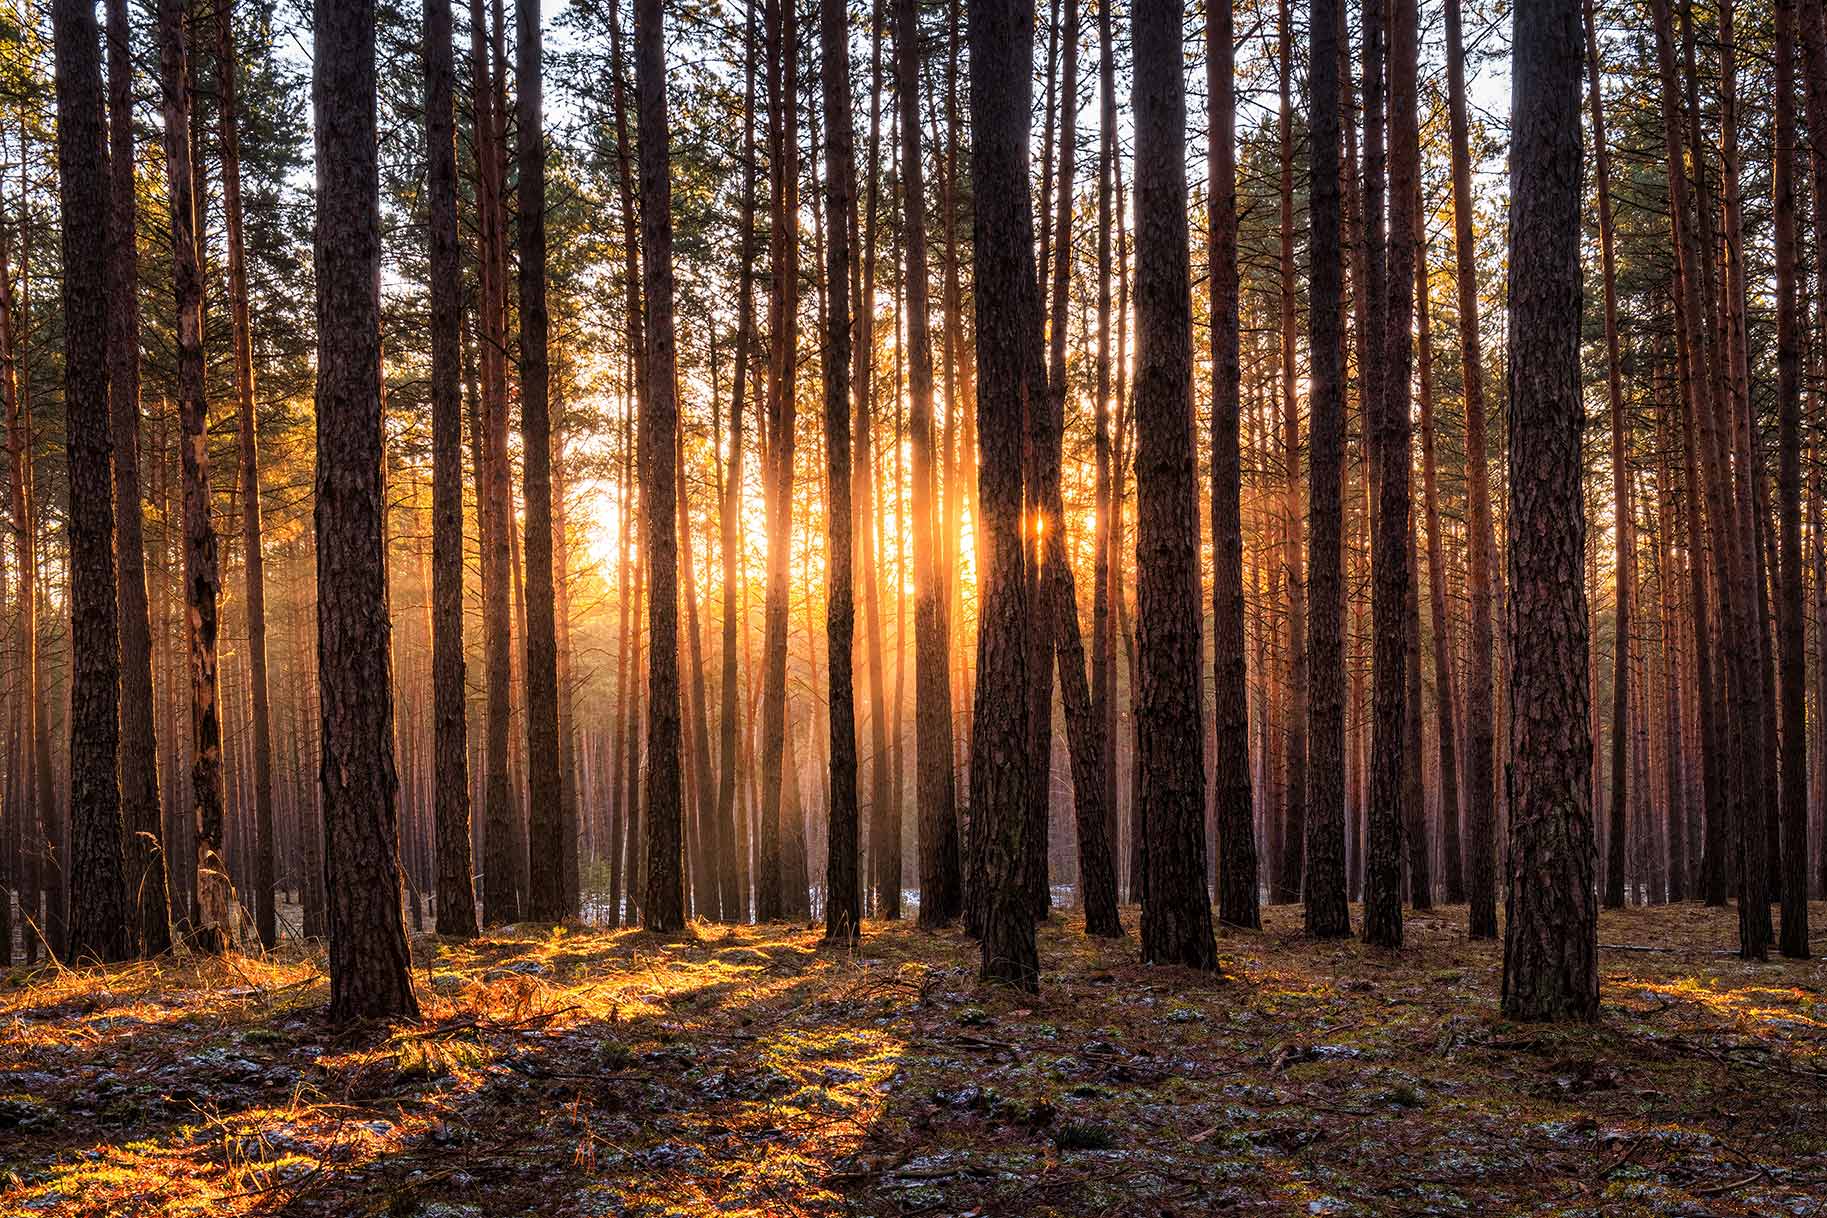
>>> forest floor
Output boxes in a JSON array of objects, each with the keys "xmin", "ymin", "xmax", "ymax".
[{"xmin": 0, "ymin": 901, "xmax": 1824, "ymax": 1217}]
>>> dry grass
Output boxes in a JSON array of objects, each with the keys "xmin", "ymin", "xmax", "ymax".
[{"xmin": 0, "ymin": 902, "xmax": 1823, "ymax": 1216}]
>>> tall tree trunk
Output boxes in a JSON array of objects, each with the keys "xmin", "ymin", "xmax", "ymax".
[
  {"xmin": 819, "ymin": 0, "xmax": 860, "ymax": 943},
  {"xmin": 897, "ymin": 0, "xmax": 962, "ymax": 930},
  {"xmin": 216, "ymin": 9, "xmax": 277, "ymax": 949},
  {"xmin": 718, "ymin": 0, "xmax": 760, "ymax": 923},
  {"xmin": 105, "ymin": 0, "xmax": 170, "ymax": 957},
  {"xmin": 313, "ymin": 0, "xmax": 420, "ymax": 1021},
  {"xmin": 967, "ymin": 0, "xmax": 1040, "ymax": 989},
  {"xmin": 1094, "ymin": 0, "xmax": 1121, "ymax": 888},
  {"xmin": 756, "ymin": 0, "xmax": 799, "ymax": 923},
  {"xmin": 635, "ymin": 0, "xmax": 686, "ymax": 932},
  {"xmin": 1502, "ymin": 0, "xmax": 1598, "ymax": 1023},
  {"xmin": 159, "ymin": 0, "xmax": 230, "ymax": 952},
  {"xmin": 1583, "ymin": 0, "xmax": 1630, "ymax": 912},
  {"xmin": 1273, "ymin": 0, "xmax": 1307, "ymax": 907},
  {"xmin": 1773, "ymin": 0, "xmax": 1810, "ymax": 959},
  {"xmin": 1302, "ymin": 0, "xmax": 1347, "ymax": 937},
  {"xmin": 54, "ymin": 0, "xmax": 131, "ymax": 964},
  {"xmin": 1365, "ymin": 0, "xmax": 1412, "ymax": 949},
  {"xmin": 518, "ymin": 0, "xmax": 566, "ymax": 923},
  {"xmin": 424, "ymin": 0, "xmax": 477, "ymax": 938},
  {"xmin": 471, "ymin": 0, "xmax": 518, "ymax": 925},
  {"xmin": 1415, "ymin": 187, "xmax": 1463, "ymax": 908},
  {"xmin": 1133, "ymin": 0, "xmax": 1216, "ymax": 972},
  {"xmin": 1445, "ymin": 0, "xmax": 1497, "ymax": 939}
]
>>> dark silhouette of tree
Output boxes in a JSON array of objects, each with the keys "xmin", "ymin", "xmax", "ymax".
[
  {"xmin": 968, "ymin": 0, "xmax": 1040, "ymax": 990},
  {"xmin": 636, "ymin": 0, "xmax": 685, "ymax": 933},
  {"xmin": 1302, "ymin": 0, "xmax": 1348, "ymax": 939},
  {"xmin": 105, "ymin": 0, "xmax": 170, "ymax": 957},
  {"xmin": 1133, "ymin": 0, "xmax": 1216, "ymax": 972},
  {"xmin": 424, "ymin": 0, "xmax": 478, "ymax": 939}
]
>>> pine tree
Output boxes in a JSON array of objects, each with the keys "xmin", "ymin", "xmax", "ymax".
[
  {"xmin": 55, "ymin": 0, "xmax": 132, "ymax": 965},
  {"xmin": 1502, "ymin": 0, "xmax": 1598, "ymax": 1023},
  {"xmin": 314, "ymin": 0, "xmax": 420, "ymax": 1023}
]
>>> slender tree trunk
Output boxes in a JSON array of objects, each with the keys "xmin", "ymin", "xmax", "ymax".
[
  {"xmin": 1302, "ymin": 0, "xmax": 1347, "ymax": 937},
  {"xmin": 1415, "ymin": 190, "xmax": 1463, "ymax": 908},
  {"xmin": 1272, "ymin": 0, "xmax": 1307, "ymax": 907},
  {"xmin": 1445, "ymin": 0, "xmax": 1497, "ymax": 939},
  {"xmin": 1774, "ymin": 0, "xmax": 1810, "ymax": 959},
  {"xmin": 896, "ymin": 0, "xmax": 961, "ymax": 930},
  {"xmin": 105, "ymin": 0, "xmax": 170, "ymax": 957},
  {"xmin": 1094, "ymin": 0, "xmax": 1121, "ymax": 887},
  {"xmin": 215, "ymin": 10, "xmax": 277, "ymax": 949},
  {"xmin": 1133, "ymin": 0, "xmax": 1216, "ymax": 972},
  {"xmin": 159, "ymin": 0, "xmax": 230, "ymax": 952},
  {"xmin": 54, "ymin": 0, "xmax": 131, "ymax": 964},
  {"xmin": 718, "ymin": 0, "xmax": 760, "ymax": 923},
  {"xmin": 633, "ymin": 0, "xmax": 685, "ymax": 932},
  {"xmin": 757, "ymin": 0, "xmax": 800, "ymax": 923},
  {"xmin": 1502, "ymin": 0, "xmax": 1598, "ymax": 1023},
  {"xmin": 424, "ymin": 0, "xmax": 477, "ymax": 939},
  {"xmin": 818, "ymin": 0, "xmax": 860, "ymax": 942},
  {"xmin": 471, "ymin": 0, "xmax": 518, "ymax": 925},
  {"xmin": 314, "ymin": 0, "xmax": 419, "ymax": 1021}
]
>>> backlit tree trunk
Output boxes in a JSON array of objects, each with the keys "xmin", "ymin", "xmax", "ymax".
[
  {"xmin": 106, "ymin": 0, "xmax": 170, "ymax": 956},
  {"xmin": 159, "ymin": 0, "xmax": 230, "ymax": 952},
  {"xmin": 424, "ymin": 0, "xmax": 477, "ymax": 938},
  {"xmin": 1302, "ymin": 0, "xmax": 1347, "ymax": 938},
  {"xmin": 1133, "ymin": 0, "xmax": 1216, "ymax": 972}
]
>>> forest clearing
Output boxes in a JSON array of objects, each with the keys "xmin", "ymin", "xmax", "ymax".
[{"xmin": 2, "ymin": 902, "xmax": 1824, "ymax": 1216}]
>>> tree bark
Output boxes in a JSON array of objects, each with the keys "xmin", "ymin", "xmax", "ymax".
[
  {"xmin": 424, "ymin": 0, "xmax": 477, "ymax": 938},
  {"xmin": 159, "ymin": 0, "xmax": 230, "ymax": 952},
  {"xmin": 968, "ymin": 0, "xmax": 1041, "ymax": 989},
  {"xmin": 1300, "ymin": 0, "xmax": 1347, "ymax": 938},
  {"xmin": 103, "ymin": 0, "xmax": 170, "ymax": 958},
  {"xmin": 1273, "ymin": 0, "xmax": 1306, "ymax": 907},
  {"xmin": 896, "ymin": 0, "xmax": 962, "ymax": 931},
  {"xmin": 1773, "ymin": 0, "xmax": 1810, "ymax": 959},
  {"xmin": 1445, "ymin": 0, "xmax": 1497, "ymax": 939},
  {"xmin": 55, "ymin": 0, "xmax": 132, "ymax": 964},
  {"xmin": 516, "ymin": 0, "xmax": 566, "ymax": 923},
  {"xmin": 633, "ymin": 0, "xmax": 685, "ymax": 932},
  {"xmin": 313, "ymin": 0, "xmax": 420, "ymax": 1021},
  {"xmin": 1501, "ymin": 0, "xmax": 1598, "ymax": 1023},
  {"xmin": 1133, "ymin": 0, "xmax": 1216, "ymax": 972},
  {"xmin": 818, "ymin": 0, "xmax": 860, "ymax": 943}
]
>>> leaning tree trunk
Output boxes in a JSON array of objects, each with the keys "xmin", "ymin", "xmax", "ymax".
[
  {"xmin": 159, "ymin": 0, "xmax": 230, "ymax": 953},
  {"xmin": 635, "ymin": 0, "xmax": 686, "ymax": 933},
  {"xmin": 1300, "ymin": 0, "xmax": 1348, "ymax": 938},
  {"xmin": 1133, "ymin": 0, "xmax": 1217, "ymax": 973},
  {"xmin": 423, "ymin": 0, "xmax": 477, "ymax": 938},
  {"xmin": 54, "ymin": 0, "xmax": 132, "ymax": 965},
  {"xmin": 967, "ymin": 0, "xmax": 1040, "ymax": 990},
  {"xmin": 1502, "ymin": 0, "xmax": 1598, "ymax": 1024},
  {"xmin": 217, "ymin": 10, "xmax": 278, "ymax": 949},
  {"xmin": 105, "ymin": 0, "xmax": 170, "ymax": 957},
  {"xmin": 518, "ymin": 0, "xmax": 568, "ymax": 924},
  {"xmin": 313, "ymin": 0, "xmax": 420, "ymax": 1023}
]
